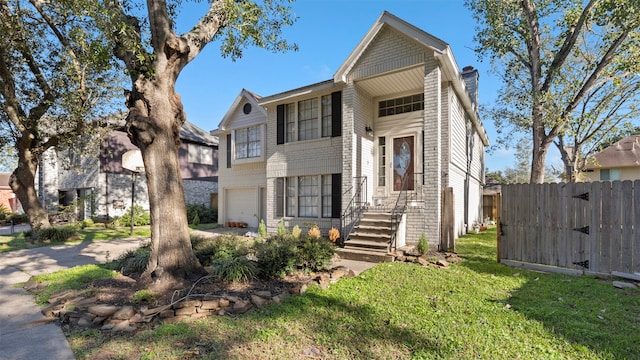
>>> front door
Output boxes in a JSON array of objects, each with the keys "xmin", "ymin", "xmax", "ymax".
[{"xmin": 393, "ymin": 136, "xmax": 414, "ymax": 191}]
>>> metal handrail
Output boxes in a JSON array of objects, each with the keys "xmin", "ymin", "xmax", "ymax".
[
  {"xmin": 340, "ymin": 176, "xmax": 367, "ymax": 246},
  {"xmin": 389, "ymin": 172, "xmax": 411, "ymax": 253}
]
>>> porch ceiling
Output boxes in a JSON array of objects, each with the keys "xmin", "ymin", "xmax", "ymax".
[{"xmin": 355, "ymin": 66, "xmax": 424, "ymax": 98}]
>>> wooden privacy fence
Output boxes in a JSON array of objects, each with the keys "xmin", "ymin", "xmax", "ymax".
[{"xmin": 499, "ymin": 181, "xmax": 640, "ymax": 278}]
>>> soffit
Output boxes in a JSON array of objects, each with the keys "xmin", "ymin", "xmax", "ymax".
[{"xmin": 355, "ymin": 66, "xmax": 425, "ymax": 97}]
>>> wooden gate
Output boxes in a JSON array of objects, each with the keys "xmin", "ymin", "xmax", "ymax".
[{"xmin": 499, "ymin": 181, "xmax": 640, "ymax": 279}]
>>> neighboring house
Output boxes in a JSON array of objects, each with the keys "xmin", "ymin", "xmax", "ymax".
[
  {"xmin": 0, "ymin": 173, "xmax": 22, "ymax": 213},
  {"xmin": 213, "ymin": 12, "xmax": 489, "ymax": 251},
  {"xmin": 43, "ymin": 121, "xmax": 218, "ymax": 221},
  {"xmin": 582, "ymin": 135, "xmax": 640, "ymax": 182}
]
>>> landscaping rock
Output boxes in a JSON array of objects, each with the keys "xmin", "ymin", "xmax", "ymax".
[
  {"xmin": 201, "ymin": 299, "xmax": 220, "ymax": 310},
  {"xmin": 232, "ymin": 300, "xmax": 252, "ymax": 314},
  {"xmin": 291, "ymin": 284, "xmax": 307, "ymax": 295},
  {"xmin": 111, "ymin": 306, "xmax": 135, "ymax": 320},
  {"xmin": 254, "ymin": 291, "xmax": 272, "ymax": 299},
  {"xmin": 88, "ymin": 304, "xmax": 119, "ymax": 317},
  {"xmin": 416, "ymin": 258, "xmax": 430, "ymax": 267},
  {"xmin": 175, "ymin": 307, "xmax": 198, "ymax": 316},
  {"xmin": 251, "ymin": 294, "xmax": 269, "ymax": 307},
  {"xmin": 436, "ymin": 259, "xmax": 450, "ymax": 268},
  {"xmin": 219, "ymin": 298, "xmax": 230, "ymax": 308},
  {"xmin": 111, "ymin": 320, "xmax": 136, "ymax": 333}
]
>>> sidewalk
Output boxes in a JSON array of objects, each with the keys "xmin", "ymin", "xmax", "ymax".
[
  {"xmin": 0, "ymin": 229, "xmax": 376, "ymax": 360},
  {"xmin": 0, "ymin": 238, "xmax": 145, "ymax": 360}
]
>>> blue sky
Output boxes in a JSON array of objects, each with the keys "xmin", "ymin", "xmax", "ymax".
[{"xmin": 174, "ymin": 0, "xmax": 537, "ymax": 172}]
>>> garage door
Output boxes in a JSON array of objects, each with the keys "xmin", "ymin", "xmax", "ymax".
[{"xmin": 226, "ymin": 189, "xmax": 257, "ymax": 228}]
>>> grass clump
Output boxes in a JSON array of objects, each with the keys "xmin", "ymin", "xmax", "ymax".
[
  {"xmin": 108, "ymin": 244, "xmax": 150, "ymax": 276},
  {"xmin": 29, "ymin": 264, "xmax": 115, "ymax": 305},
  {"xmin": 132, "ymin": 289, "xmax": 158, "ymax": 303},
  {"xmin": 34, "ymin": 226, "xmax": 78, "ymax": 243}
]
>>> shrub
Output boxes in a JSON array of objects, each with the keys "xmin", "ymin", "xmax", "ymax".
[
  {"xmin": 80, "ymin": 218, "xmax": 94, "ymax": 229},
  {"xmin": 291, "ymin": 225, "xmax": 301, "ymax": 239},
  {"xmin": 307, "ymin": 224, "xmax": 321, "ymax": 239},
  {"xmin": 191, "ymin": 234, "xmax": 249, "ymax": 267},
  {"xmin": 257, "ymin": 219, "xmax": 267, "ymax": 237},
  {"xmin": 328, "ymin": 227, "xmax": 340, "ymax": 243},
  {"xmin": 276, "ymin": 218, "xmax": 286, "ymax": 236},
  {"xmin": 34, "ymin": 226, "xmax": 78, "ymax": 243},
  {"xmin": 186, "ymin": 204, "xmax": 217, "ymax": 225},
  {"xmin": 117, "ymin": 205, "xmax": 151, "ymax": 227},
  {"xmin": 109, "ymin": 244, "xmax": 150, "ymax": 275},
  {"xmin": 417, "ymin": 233, "xmax": 428, "ymax": 255},
  {"xmin": 255, "ymin": 234, "xmax": 336, "ymax": 278},
  {"xmin": 0, "ymin": 204, "xmax": 8, "ymax": 215},
  {"xmin": 7, "ymin": 212, "xmax": 28, "ymax": 224},
  {"xmin": 255, "ymin": 235, "xmax": 298, "ymax": 278},
  {"xmin": 209, "ymin": 256, "xmax": 257, "ymax": 282},
  {"xmin": 296, "ymin": 236, "xmax": 335, "ymax": 271}
]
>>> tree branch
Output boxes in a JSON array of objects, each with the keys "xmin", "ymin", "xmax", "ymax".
[
  {"xmin": 541, "ymin": 0, "xmax": 598, "ymax": 92},
  {"xmin": 28, "ymin": 0, "xmax": 85, "ymax": 98},
  {"xmin": 182, "ymin": 0, "xmax": 227, "ymax": 64},
  {"xmin": 560, "ymin": 29, "xmax": 631, "ymax": 119}
]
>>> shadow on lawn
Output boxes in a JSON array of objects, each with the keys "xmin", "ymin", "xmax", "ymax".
[
  {"xmin": 74, "ymin": 288, "xmax": 457, "ymax": 359},
  {"xmin": 457, "ymin": 228, "xmax": 640, "ymax": 359}
]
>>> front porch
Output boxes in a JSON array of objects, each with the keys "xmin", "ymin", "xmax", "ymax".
[{"xmin": 339, "ymin": 173, "xmax": 437, "ymax": 262}]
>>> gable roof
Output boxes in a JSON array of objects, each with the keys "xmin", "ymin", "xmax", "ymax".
[
  {"xmin": 213, "ymin": 89, "xmax": 266, "ymax": 134},
  {"xmin": 180, "ymin": 121, "xmax": 218, "ymax": 146},
  {"xmin": 334, "ymin": 11, "xmax": 449, "ymax": 84},
  {"xmin": 334, "ymin": 11, "xmax": 489, "ymax": 146},
  {"xmin": 585, "ymin": 135, "xmax": 640, "ymax": 169}
]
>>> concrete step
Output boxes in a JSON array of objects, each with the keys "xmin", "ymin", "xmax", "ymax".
[
  {"xmin": 343, "ymin": 239, "xmax": 389, "ymax": 251},
  {"xmin": 349, "ymin": 232, "xmax": 392, "ymax": 242},
  {"xmin": 354, "ymin": 224, "xmax": 394, "ymax": 235},
  {"xmin": 336, "ymin": 247, "xmax": 395, "ymax": 263}
]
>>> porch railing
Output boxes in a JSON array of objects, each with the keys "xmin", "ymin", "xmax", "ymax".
[
  {"xmin": 389, "ymin": 171, "xmax": 413, "ymax": 253},
  {"xmin": 340, "ymin": 176, "xmax": 367, "ymax": 247}
]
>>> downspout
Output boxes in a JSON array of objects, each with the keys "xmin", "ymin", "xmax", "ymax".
[{"xmin": 465, "ymin": 121, "xmax": 474, "ymax": 233}]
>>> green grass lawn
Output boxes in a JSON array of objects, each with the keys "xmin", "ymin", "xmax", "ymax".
[
  {"xmin": 0, "ymin": 225, "xmax": 152, "ymax": 253},
  {"xmin": 40, "ymin": 227, "xmax": 640, "ymax": 359}
]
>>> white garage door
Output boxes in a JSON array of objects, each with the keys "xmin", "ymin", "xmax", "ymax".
[{"xmin": 226, "ymin": 189, "xmax": 257, "ymax": 228}]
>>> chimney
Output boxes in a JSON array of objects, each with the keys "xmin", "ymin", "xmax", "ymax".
[{"xmin": 461, "ymin": 66, "xmax": 479, "ymax": 109}]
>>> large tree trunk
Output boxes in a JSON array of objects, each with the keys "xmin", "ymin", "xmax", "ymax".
[
  {"xmin": 9, "ymin": 141, "xmax": 51, "ymax": 232},
  {"xmin": 126, "ymin": 76, "xmax": 202, "ymax": 286}
]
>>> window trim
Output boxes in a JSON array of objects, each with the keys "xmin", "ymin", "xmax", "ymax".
[
  {"xmin": 277, "ymin": 91, "xmax": 341, "ymax": 145},
  {"xmin": 231, "ymin": 124, "xmax": 265, "ymax": 165},
  {"xmin": 277, "ymin": 174, "xmax": 340, "ymax": 219}
]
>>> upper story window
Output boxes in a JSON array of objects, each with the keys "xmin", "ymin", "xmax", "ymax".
[
  {"xmin": 188, "ymin": 144, "xmax": 213, "ymax": 165},
  {"xmin": 277, "ymin": 91, "xmax": 342, "ymax": 145},
  {"xmin": 235, "ymin": 125, "xmax": 261, "ymax": 159},
  {"xmin": 378, "ymin": 94, "xmax": 424, "ymax": 117},
  {"xmin": 600, "ymin": 168, "xmax": 620, "ymax": 181}
]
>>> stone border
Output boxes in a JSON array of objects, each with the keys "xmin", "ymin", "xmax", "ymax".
[{"xmin": 33, "ymin": 266, "xmax": 356, "ymax": 334}]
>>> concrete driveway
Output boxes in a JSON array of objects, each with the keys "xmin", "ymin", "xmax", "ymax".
[{"xmin": 0, "ymin": 238, "xmax": 146, "ymax": 360}]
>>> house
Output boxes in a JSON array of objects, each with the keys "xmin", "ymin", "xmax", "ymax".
[
  {"xmin": 213, "ymin": 12, "xmax": 489, "ymax": 254},
  {"xmin": 41, "ymin": 121, "xmax": 218, "ymax": 221},
  {"xmin": 0, "ymin": 173, "xmax": 22, "ymax": 213},
  {"xmin": 582, "ymin": 135, "xmax": 640, "ymax": 181}
]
